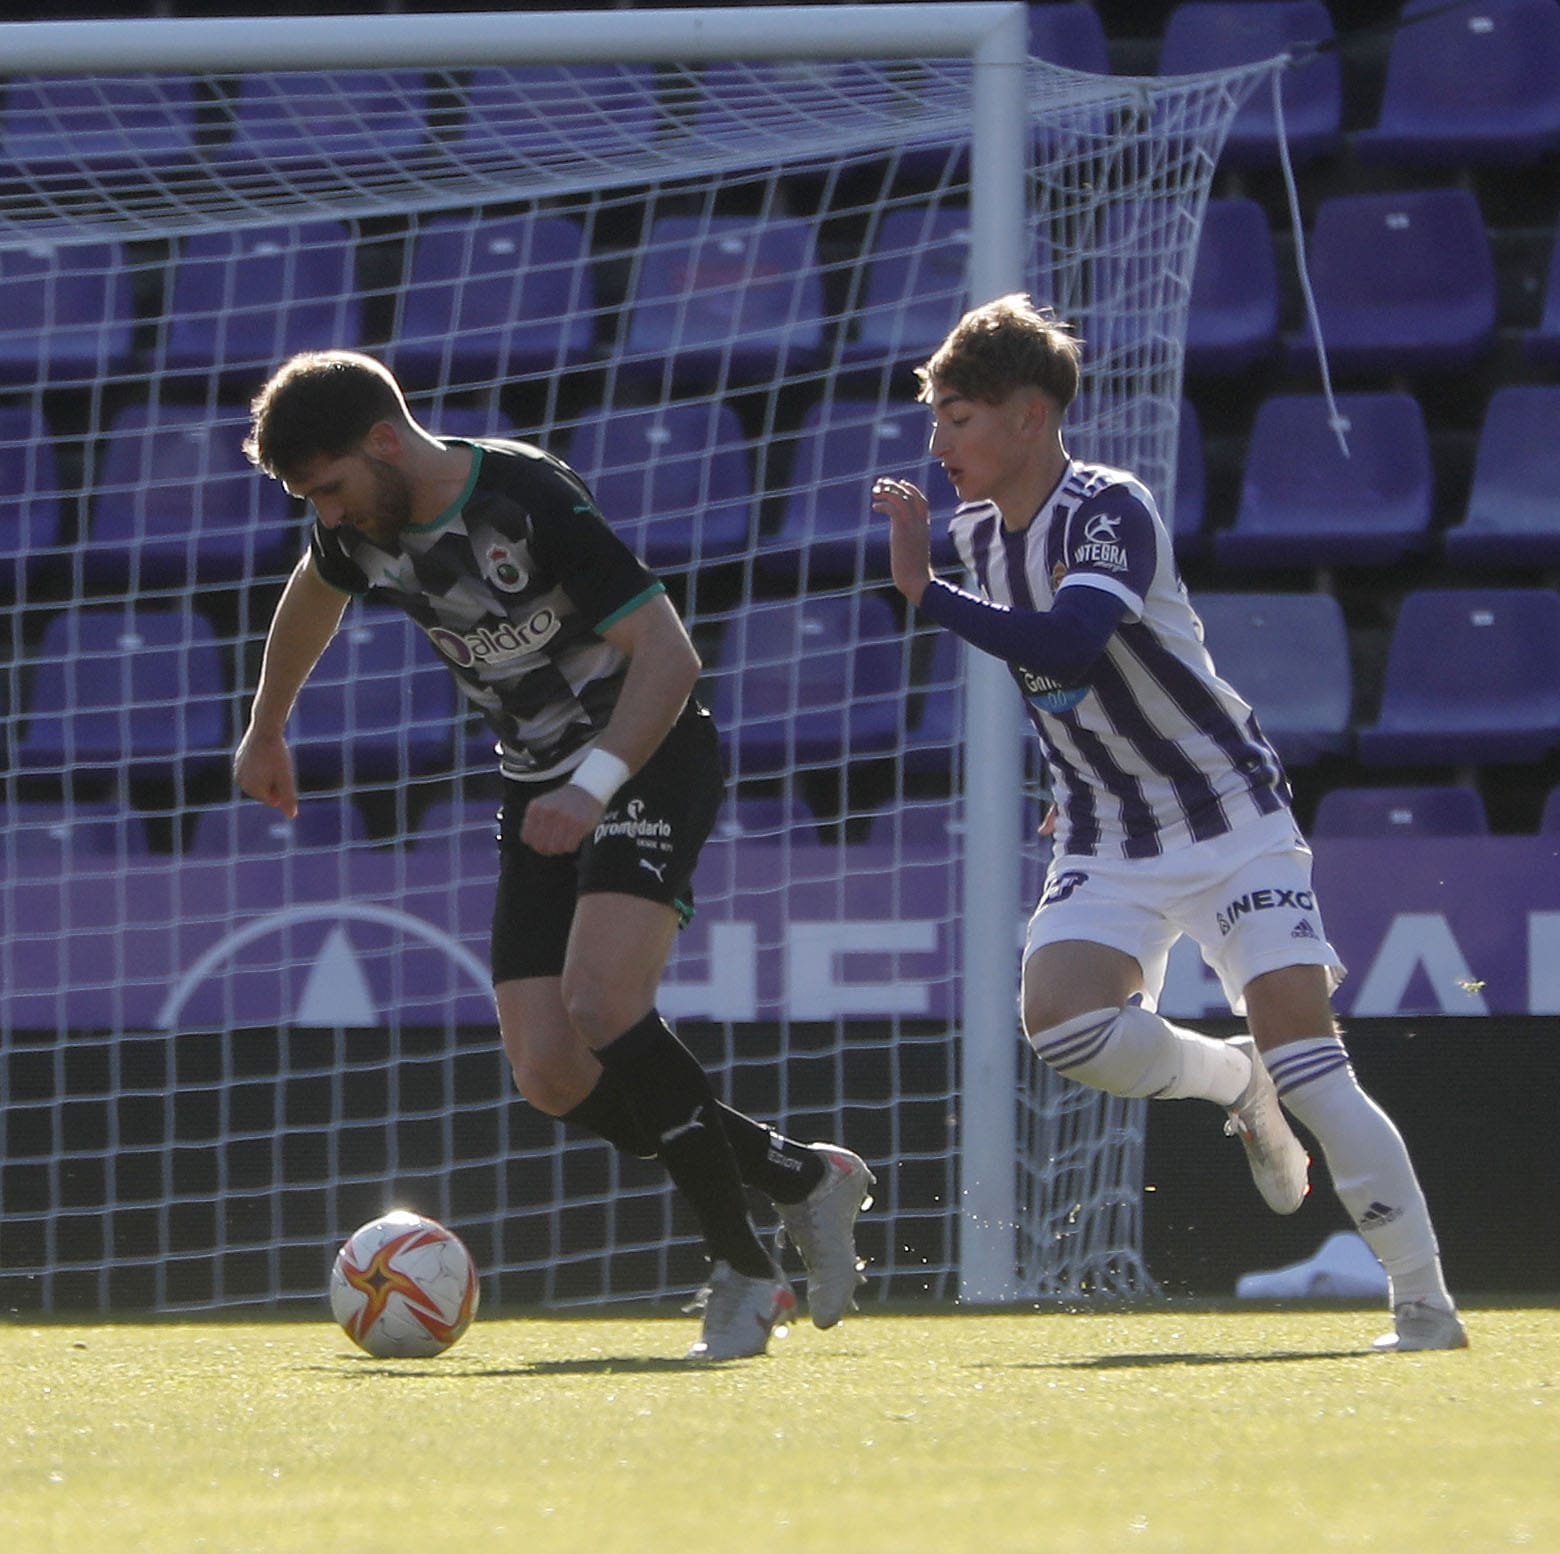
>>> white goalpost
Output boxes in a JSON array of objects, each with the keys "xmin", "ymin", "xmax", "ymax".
[{"xmin": 0, "ymin": 6, "xmax": 1280, "ymax": 1313}]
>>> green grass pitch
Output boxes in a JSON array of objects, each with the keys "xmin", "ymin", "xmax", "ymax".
[{"xmin": 4, "ymin": 1305, "xmax": 1556, "ymax": 1553}]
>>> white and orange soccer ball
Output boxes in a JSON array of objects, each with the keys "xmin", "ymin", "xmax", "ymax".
[{"xmin": 330, "ymin": 1210, "xmax": 480, "ymax": 1358}]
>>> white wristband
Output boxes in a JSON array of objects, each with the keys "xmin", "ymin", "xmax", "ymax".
[{"xmin": 569, "ymin": 747, "xmax": 630, "ymax": 805}]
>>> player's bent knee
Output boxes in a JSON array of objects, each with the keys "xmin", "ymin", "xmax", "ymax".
[
  {"xmin": 508, "ymin": 1056, "xmax": 589, "ymax": 1117},
  {"xmin": 1026, "ymin": 1004, "xmax": 1180, "ymax": 1100}
]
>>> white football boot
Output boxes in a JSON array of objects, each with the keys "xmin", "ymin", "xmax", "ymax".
[
  {"xmin": 776, "ymin": 1144, "xmax": 876, "ymax": 1328},
  {"xmin": 685, "ymin": 1262, "xmax": 796, "ymax": 1360},
  {"xmin": 1372, "ymin": 1300, "xmax": 1470, "ymax": 1353},
  {"xmin": 1223, "ymin": 1035, "xmax": 1310, "ymax": 1215}
]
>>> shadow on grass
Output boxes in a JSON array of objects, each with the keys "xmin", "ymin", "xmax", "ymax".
[
  {"xmin": 993, "ymin": 1347, "xmax": 1368, "ymax": 1371},
  {"xmin": 314, "ymin": 1354, "xmax": 720, "ymax": 1378}
]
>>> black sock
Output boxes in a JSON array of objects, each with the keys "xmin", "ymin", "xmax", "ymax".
[
  {"xmin": 568, "ymin": 1067, "xmax": 825, "ymax": 1203},
  {"xmin": 716, "ymin": 1108, "xmax": 826, "ymax": 1204},
  {"xmin": 561, "ymin": 1072, "xmax": 658, "ymax": 1159},
  {"xmin": 595, "ymin": 1010, "xmax": 774, "ymax": 1279}
]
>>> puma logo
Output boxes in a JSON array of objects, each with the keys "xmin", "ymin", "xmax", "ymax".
[{"xmin": 638, "ymin": 858, "xmax": 668, "ymax": 882}]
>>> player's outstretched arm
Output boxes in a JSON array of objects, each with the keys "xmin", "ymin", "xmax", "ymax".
[{"xmin": 233, "ymin": 553, "xmax": 349, "ymax": 819}]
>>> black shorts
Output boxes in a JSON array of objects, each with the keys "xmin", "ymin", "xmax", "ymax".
[{"xmin": 490, "ymin": 700, "xmax": 725, "ymax": 983}]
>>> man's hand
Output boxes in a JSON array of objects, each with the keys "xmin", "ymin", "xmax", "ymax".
[
  {"xmin": 871, "ymin": 476, "xmax": 934, "ymax": 606},
  {"xmin": 521, "ymin": 783, "xmax": 604, "ymax": 856},
  {"xmin": 233, "ymin": 725, "xmax": 299, "ymax": 820}
]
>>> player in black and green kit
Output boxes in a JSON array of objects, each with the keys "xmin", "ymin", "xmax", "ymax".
[{"xmin": 236, "ymin": 350, "xmax": 873, "ymax": 1358}]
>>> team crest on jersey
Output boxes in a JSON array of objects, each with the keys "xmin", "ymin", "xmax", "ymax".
[
  {"xmin": 1071, "ymin": 511, "xmax": 1128, "ymax": 573},
  {"xmin": 483, "ymin": 542, "xmax": 528, "ymax": 592}
]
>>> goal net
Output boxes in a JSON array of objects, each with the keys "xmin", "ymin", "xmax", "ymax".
[{"xmin": 0, "ymin": 6, "xmax": 1278, "ymax": 1313}]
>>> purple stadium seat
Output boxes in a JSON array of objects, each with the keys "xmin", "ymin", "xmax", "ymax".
[
  {"xmin": 1311, "ymin": 784, "xmax": 1489, "ymax": 838},
  {"xmin": 1185, "ymin": 198, "xmax": 1279, "ymax": 375},
  {"xmin": 1192, "ymin": 591, "xmax": 1353, "ymax": 765},
  {"xmin": 712, "ymin": 791, "xmax": 819, "ymax": 841},
  {"xmin": 844, "ymin": 205, "xmax": 974, "ymax": 368},
  {"xmin": 1158, "ymin": 2, "xmax": 1341, "ymax": 166},
  {"xmin": 0, "ymin": 74, "xmax": 198, "ymax": 176},
  {"xmin": 211, "ymin": 71, "xmax": 429, "ymax": 173},
  {"xmin": 0, "ymin": 404, "xmax": 63, "ymax": 600},
  {"xmin": 14, "ymin": 605, "xmax": 229, "ymax": 782},
  {"xmin": 408, "ymin": 794, "xmax": 501, "ymax": 850},
  {"xmin": 758, "ymin": 398, "xmax": 956, "ymax": 587},
  {"xmin": 1541, "ymin": 786, "xmax": 1560, "ymax": 834},
  {"xmin": 85, "ymin": 401, "xmax": 297, "ymax": 589},
  {"xmin": 0, "ymin": 237, "xmax": 136, "ymax": 387},
  {"xmin": 391, "ymin": 214, "xmax": 598, "ymax": 389},
  {"xmin": 161, "ymin": 220, "xmax": 363, "ymax": 380},
  {"xmin": 1027, "ymin": 4, "xmax": 1111, "ymax": 74},
  {"xmin": 1295, "ymin": 189, "xmax": 1496, "ymax": 375},
  {"xmin": 710, "ymin": 592, "xmax": 908, "ymax": 779},
  {"xmin": 1, "ymin": 800, "xmax": 151, "ymax": 875},
  {"xmin": 1355, "ymin": 0, "xmax": 1560, "ymax": 165},
  {"xmin": 1215, "ymin": 392, "xmax": 1433, "ymax": 570},
  {"xmin": 186, "ymin": 797, "xmax": 370, "ymax": 856},
  {"xmin": 1356, "ymin": 588, "xmax": 1560, "ymax": 767},
  {"xmin": 623, "ymin": 215, "xmax": 827, "ymax": 382},
  {"xmin": 1442, "ymin": 385, "xmax": 1560, "ymax": 568},
  {"xmin": 286, "ymin": 611, "xmax": 458, "ymax": 785},
  {"xmin": 446, "ymin": 64, "xmax": 662, "ymax": 166},
  {"xmin": 1528, "ymin": 224, "xmax": 1560, "ymax": 366},
  {"xmin": 560, "ymin": 400, "xmax": 754, "ymax": 570}
]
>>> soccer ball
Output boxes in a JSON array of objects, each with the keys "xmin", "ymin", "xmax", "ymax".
[{"xmin": 329, "ymin": 1210, "xmax": 480, "ymax": 1358}]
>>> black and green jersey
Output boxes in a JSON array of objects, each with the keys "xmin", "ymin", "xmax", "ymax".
[{"xmin": 311, "ymin": 437, "xmax": 664, "ymax": 783}]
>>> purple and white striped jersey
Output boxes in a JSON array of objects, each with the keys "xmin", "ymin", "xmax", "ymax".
[{"xmin": 947, "ymin": 458, "xmax": 1289, "ymax": 860}]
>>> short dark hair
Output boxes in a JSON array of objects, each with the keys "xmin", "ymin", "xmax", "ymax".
[
  {"xmin": 915, "ymin": 293, "xmax": 1081, "ymax": 412},
  {"xmin": 244, "ymin": 350, "xmax": 410, "ymax": 479}
]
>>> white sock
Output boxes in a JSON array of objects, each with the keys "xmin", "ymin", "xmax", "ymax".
[
  {"xmin": 1266, "ymin": 1036, "xmax": 1454, "ymax": 1310},
  {"xmin": 1027, "ymin": 1004, "xmax": 1251, "ymax": 1105}
]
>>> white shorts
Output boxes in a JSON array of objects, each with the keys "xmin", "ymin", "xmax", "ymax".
[{"xmin": 1022, "ymin": 808, "xmax": 1346, "ymax": 1016}]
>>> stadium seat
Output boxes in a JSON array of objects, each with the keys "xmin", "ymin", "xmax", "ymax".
[
  {"xmin": 1027, "ymin": 3, "xmax": 1112, "ymax": 74},
  {"xmin": 560, "ymin": 400, "xmax": 754, "ymax": 571},
  {"xmin": 1185, "ymin": 197, "xmax": 1279, "ymax": 376},
  {"xmin": 1158, "ymin": 2, "xmax": 1341, "ymax": 166},
  {"xmin": 1191, "ymin": 591, "xmax": 1353, "ymax": 765},
  {"xmin": 185, "ymin": 796, "xmax": 370, "ymax": 856},
  {"xmin": 0, "ymin": 404, "xmax": 63, "ymax": 601},
  {"xmin": 160, "ymin": 220, "xmax": 363, "ymax": 380},
  {"xmin": 1356, "ymin": 588, "xmax": 1560, "ymax": 767},
  {"xmin": 1527, "ymin": 224, "xmax": 1560, "ymax": 366},
  {"xmin": 1295, "ymin": 189, "xmax": 1496, "ymax": 376},
  {"xmin": 844, "ymin": 204, "xmax": 976, "ymax": 368},
  {"xmin": 285, "ymin": 611, "xmax": 459, "ymax": 785},
  {"xmin": 1355, "ymin": 0, "xmax": 1560, "ymax": 165},
  {"xmin": 0, "ymin": 237, "xmax": 137, "ymax": 387},
  {"xmin": 758, "ymin": 398, "xmax": 956, "ymax": 586},
  {"xmin": 211, "ymin": 70, "xmax": 429, "ymax": 173},
  {"xmin": 622, "ymin": 215, "xmax": 827, "ymax": 382},
  {"xmin": 710, "ymin": 592, "xmax": 908, "ymax": 779},
  {"xmin": 1540, "ymin": 786, "xmax": 1560, "ymax": 834},
  {"xmin": 1, "ymin": 799, "xmax": 151, "ymax": 874},
  {"xmin": 85, "ymin": 401, "xmax": 298, "ymax": 589},
  {"xmin": 1441, "ymin": 385, "xmax": 1560, "ymax": 569},
  {"xmin": 0, "ymin": 73, "xmax": 199, "ymax": 176},
  {"xmin": 13, "ymin": 605, "xmax": 230, "ymax": 783},
  {"xmin": 1311, "ymin": 784, "xmax": 1490, "ymax": 838},
  {"xmin": 446, "ymin": 64, "xmax": 663, "ymax": 165},
  {"xmin": 391, "ymin": 213, "xmax": 598, "ymax": 389},
  {"xmin": 1215, "ymin": 392, "xmax": 1433, "ymax": 570},
  {"xmin": 684, "ymin": 60, "xmax": 892, "ymax": 148},
  {"xmin": 712, "ymin": 791, "xmax": 820, "ymax": 841}
]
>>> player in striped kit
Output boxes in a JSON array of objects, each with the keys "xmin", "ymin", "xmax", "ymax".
[
  {"xmin": 872, "ymin": 295, "xmax": 1465, "ymax": 1352},
  {"xmin": 235, "ymin": 350, "xmax": 873, "ymax": 1359}
]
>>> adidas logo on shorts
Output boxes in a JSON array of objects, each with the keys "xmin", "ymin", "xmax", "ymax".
[{"xmin": 1291, "ymin": 917, "xmax": 1319, "ymax": 940}]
